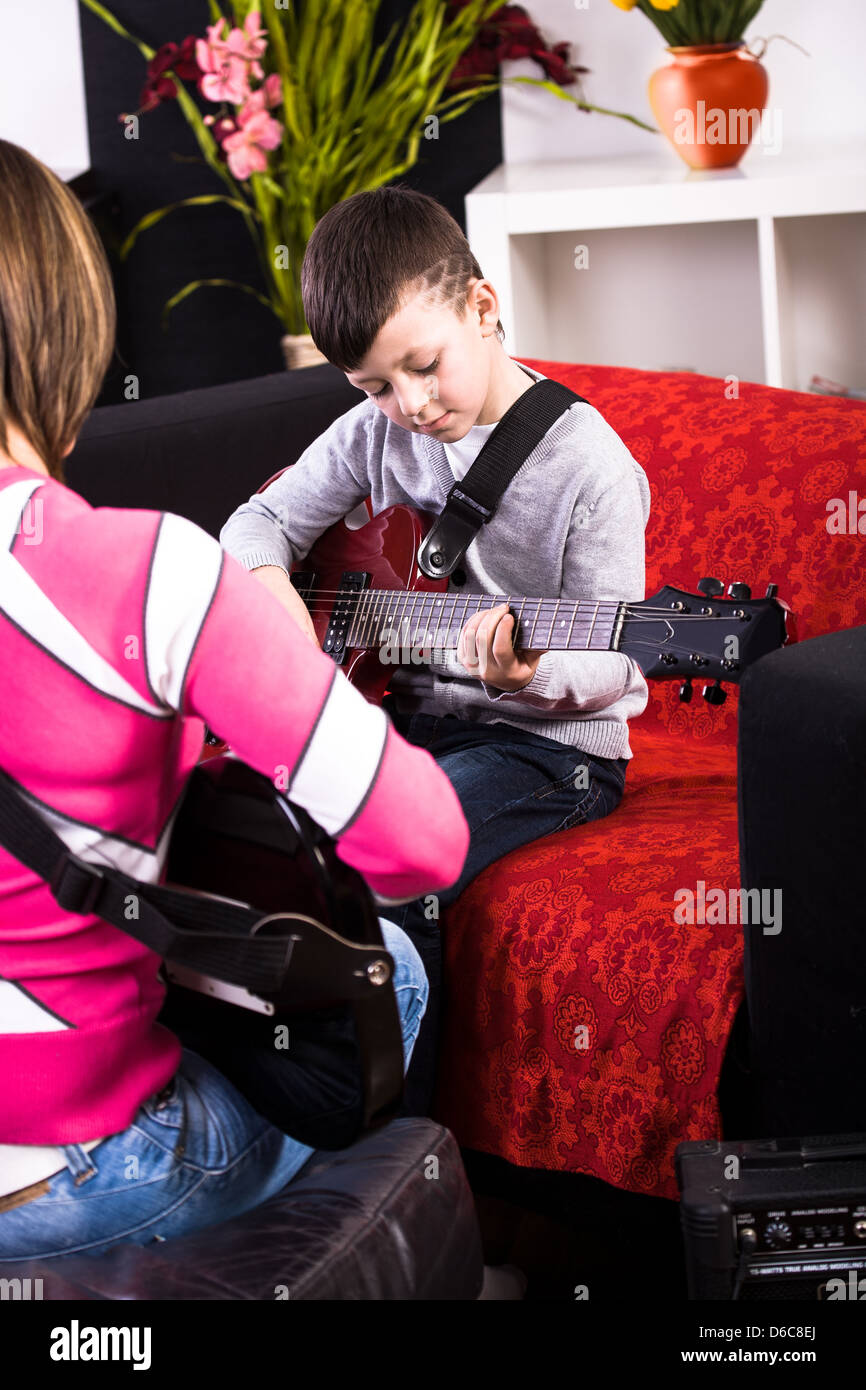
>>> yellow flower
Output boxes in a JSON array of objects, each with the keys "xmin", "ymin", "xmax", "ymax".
[
  {"xmin": 649, "ymin": 0, "xmax": 680, "ymax": 9},
  {"xmin": 609, "ymin": 1, "xmax": 640, "ymax": 10}
]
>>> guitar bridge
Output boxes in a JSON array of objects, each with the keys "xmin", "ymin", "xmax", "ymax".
[{"xmin": 323, "ymin": 571, "xmax": 368, "ymax": 663}]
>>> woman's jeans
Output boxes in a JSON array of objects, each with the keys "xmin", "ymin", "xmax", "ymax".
[
  {"xmin": 0, "ymin": 919, "xmax": 426, "ymax": 1263},
  {"xmin": 380, "ymin": 704, "xmax": 629, "ymax": 1115}
]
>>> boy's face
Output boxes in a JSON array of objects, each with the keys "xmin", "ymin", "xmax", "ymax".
[{"xmin": 344, "ymin": 278, "xmax": 499, "ymax": 439}]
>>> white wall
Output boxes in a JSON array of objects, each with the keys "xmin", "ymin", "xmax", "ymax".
[
  {"xmin": 501, "ymin": 0, "xmax": 866, "ymax": 162},
  {"xmin": 0, "ymin": 0, "xmax": 90, "ymax": 180},
  {"xmin": 492, "ymin": 0, "xmax": 866, "ymax": 388}
]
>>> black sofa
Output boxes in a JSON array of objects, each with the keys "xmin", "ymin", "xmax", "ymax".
[{"xmin": 65, "ymin": 366, "xmax": 366, "ymax": 539}]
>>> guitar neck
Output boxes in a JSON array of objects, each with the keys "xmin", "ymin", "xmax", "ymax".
[{"xmin": 347, "ymin": 589, "xmax": 622, "ymax": 653}]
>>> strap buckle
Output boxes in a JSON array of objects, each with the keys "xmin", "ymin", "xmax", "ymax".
[
  {"xmin": 446, "ymin": 486, "xmax": 494, "ymax": 526},
  {"xmin": 50, "ymin": 853, "xmax": 105, "ymax": 916},
  {"xmin": 416, "ymin": 484, "xmax": 493, "ymax": 580}
]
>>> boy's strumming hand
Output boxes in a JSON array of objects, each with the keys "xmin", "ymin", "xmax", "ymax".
[
  {"xmin": 251, "ymin": 565, "xmax": 320, "ymax": 649},
  {"xmin": 457, "ymin": 602, "xmax": 543, "ymax": 692}
]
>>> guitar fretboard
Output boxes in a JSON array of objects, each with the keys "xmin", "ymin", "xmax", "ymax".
[{"xmin": 346, "ymin": 590, "xmax": 621, "ymax": 653}]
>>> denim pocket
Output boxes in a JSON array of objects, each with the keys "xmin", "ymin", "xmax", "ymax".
[
  {"xmin": 548, "ymin": 757, "xmax": 624, "ymax": 834},
  {"xmin": 531, "ymin": 767, "xmax": 587, "ymax": 803},
  {"xmin": 141, "ymin": 1074, "xmax": 182, "ymax": 1127}
]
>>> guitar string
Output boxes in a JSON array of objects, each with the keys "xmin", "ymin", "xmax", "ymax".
[{"xmin": 297, "ymin": 598, "xmax": 745, "ymax": 622}]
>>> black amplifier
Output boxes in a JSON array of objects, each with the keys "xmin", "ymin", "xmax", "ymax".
[{"xmin": 676, "ymin": 1134, "xmax": 866, "ymax": 1300}]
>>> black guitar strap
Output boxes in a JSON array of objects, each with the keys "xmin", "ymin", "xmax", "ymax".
[{"xmin": 416, "ymin": 376, "xmax": 587, "ymax": 579}]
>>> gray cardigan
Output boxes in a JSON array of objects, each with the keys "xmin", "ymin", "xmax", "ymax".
[{"xmin": 219, "ymin": 362, "xmax": 651, "ymax": 761}]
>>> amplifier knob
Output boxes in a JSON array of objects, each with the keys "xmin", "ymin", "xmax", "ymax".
[{"xmin": 764, "ymin": 1220, "xmax": 793, "ymax": 1248}]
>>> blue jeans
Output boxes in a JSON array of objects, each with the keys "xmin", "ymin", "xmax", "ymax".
[
  {"xmin": 0, "ymin": 920, "xmax": 426, "ymax": 1262},
  {"xmin": 380, "ymin": 705, "xmax": 628, "ymax": 1114}
]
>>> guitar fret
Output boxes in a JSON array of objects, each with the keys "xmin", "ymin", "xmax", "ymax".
[
  {"xmin": 459, "ymin": 593, "xmax": 472, "ymax": 642},
  {"xmin": 394, "ymin": 588, "xmax": 413, "ymax": 649},
  {"xmin": 514, "ymin": 597, "xmax": 527, "ymax": 649},
  {"xmin": 406, "ymin": 590, "xmax": 421, "ymax": 646},
  {"xmin": 366, "ymin": 590, "xmax": 381, "ymax": 649},
  {"xmin": 548, "ymin": 598, "xmax": 561, "ymax": 648},
  {"xmin": 422, "ymin": 592, "xmax": 439, "ymax": 644},
  {"xmin": 424, "ymin": 592, "xmax": 443, "ymax": 648},
  {"xmin": 347, "ymin": 592, "xmax": 363, "ymax": 648},
  {"xmin": 385, "ymin": 591, "xmax": 404, "ymax": 648},
  {"xmin": 437, "ymin": 591, "xmax": 458, "ymax": 648},
  {"xmin": 586, "ymin": 601, "xmax": 601, "ymax": 650},
  {"xmin": 566, "ymin": 599, "xmax": 578, "ymax": 650},
  {"xmin": 361, "ymin": 590, "xmax": 375, "ymax": 649},
  {"xmin": 528, "ymin": 600, "xmax": 542, "ymax": 647},
  {"xmin": 374, "ymin": 592, "xmax": 390, "ymax": 649},
  {"xmin": 416, "ymin": 591, "xmax": 434, "ymax": 649}
]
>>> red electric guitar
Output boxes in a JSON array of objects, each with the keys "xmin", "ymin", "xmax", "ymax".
[
  {"xmin": 211, "ymin": 490, "xmax": 793, "ymax": 718},
  {"xmin": 285, "ymin": 504, "xmax": 794, "ymax": 705}
]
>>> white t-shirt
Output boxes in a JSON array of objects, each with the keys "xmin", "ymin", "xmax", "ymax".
[{"xmin": 442, "ymin": 420, "xmax": 499, "ymax": 482}]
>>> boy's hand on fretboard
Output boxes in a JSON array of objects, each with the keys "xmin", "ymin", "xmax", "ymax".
[{"xmin": 457, "ymin": 603, "xmax": 543, "ymax": 692}]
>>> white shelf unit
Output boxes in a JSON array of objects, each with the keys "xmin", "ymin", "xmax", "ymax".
[{"xmin": 465, "ymin": 144, "xmax": 866, "ymax": 391}]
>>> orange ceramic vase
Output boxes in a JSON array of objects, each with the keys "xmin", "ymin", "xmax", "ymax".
[{"xmin": 648, "ymin": 42, "xmax": 769, "ymax": 170}]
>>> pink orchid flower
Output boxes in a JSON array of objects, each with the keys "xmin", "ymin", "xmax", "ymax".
[
  {"xmin": 243, "ymin": 73, "xmax": 283, "ymax": 114},
  {"xmin": 196, "ymin": 33, "xmax": 252, "ymax": 105},
  {"xmin": 222, "ymin": 100, "xmax": 283, "ymax": 180},
  {"xmin": 196, "ymin": 12, "xmax": 267, "ymax": 101},
  {"xmin": 225, "ymin": 11, "xmax": 268, "ymax": 74}
]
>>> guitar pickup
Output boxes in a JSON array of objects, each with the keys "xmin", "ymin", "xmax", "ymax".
[{"xmin": 323, "ymin": 571, "xmax": 368, "ymax": 663}]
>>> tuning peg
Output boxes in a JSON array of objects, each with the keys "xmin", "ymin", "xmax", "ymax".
[
  {"xmin": 679, "ymin": 678, "xmax": 694, "ymax": 703},
  {"xmin": 727, "ymin": 582, "xmax": 751, "ymax": 601},
  {"xmin": 702, "ymin": 680, "xmax": 727, "ymax": 705},
  {"xmin": 697, "ymin": 577, "xmax": 724, "ymax": 597},
  {"xmin": 765, "ymin": 582, "xmax": 778, "ymax": 599}
]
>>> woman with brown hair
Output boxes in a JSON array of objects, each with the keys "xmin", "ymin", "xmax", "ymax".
[{"xmin": 0, "ymin": 139, "xmax": 469, "ymax": 1262}]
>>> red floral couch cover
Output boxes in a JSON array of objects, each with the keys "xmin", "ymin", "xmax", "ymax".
[{"xmin": 432, "ymin": 362, "xmax": 866, "ymax": 1200}]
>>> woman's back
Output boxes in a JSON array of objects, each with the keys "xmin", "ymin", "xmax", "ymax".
[{"xmin": 0, "ymin": 464, "xmax": 469, "ymax": 1148}]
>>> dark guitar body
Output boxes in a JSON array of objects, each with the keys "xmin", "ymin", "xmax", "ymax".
[{"xmin": 160, "ymin": 754, "xmax": 405, "ymax": 1147}]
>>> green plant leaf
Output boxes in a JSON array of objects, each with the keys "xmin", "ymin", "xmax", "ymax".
[
  {"xmin": 119, "ymin": 195, "xmax": 257, "ymax": 260},
  {"xmin": 162, "ymin": 278, "xmax": 279, "ymax": 329},
  {"xmin": 506, "ymin": 76, "xmax": 658, "ymax": 133},
  {"xmin": 80, "ymin": 0, "xmax": 156, "ymax": 61}
]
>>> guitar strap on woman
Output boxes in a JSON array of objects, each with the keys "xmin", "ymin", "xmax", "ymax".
[
  {"xmin": 0, "ymin": 756, "xmax": 406, "ymax": 1137},
  {"xmin": 416, "ymin": 378, "xmax": 587, "ymax": 580}
]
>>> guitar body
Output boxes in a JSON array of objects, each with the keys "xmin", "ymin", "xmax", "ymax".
[{"xmin": 294, "ymin": 504, "xmax": 447, "ymax": 704}]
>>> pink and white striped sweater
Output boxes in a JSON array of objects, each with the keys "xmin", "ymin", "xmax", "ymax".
[{"xmin": 0, "ymin": 466, "xmax": 469, "ymax": 1145}]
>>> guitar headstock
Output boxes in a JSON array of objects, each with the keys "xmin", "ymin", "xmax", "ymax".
[{"xmin": 618, "ymin": 578, "xmax": 794, "ymax": 704}]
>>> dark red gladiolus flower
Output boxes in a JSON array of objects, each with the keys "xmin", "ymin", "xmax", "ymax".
[
  {"xmin": 138, "ymin": 35, "xmax": 201, "ymax": 113},
  {"xmin": 446, "ymin": 2, "xmax": 588, "ymax": 92},
  {"xmin": 201, "ymin": 116, "xmax": 240, "ymax": 163}
]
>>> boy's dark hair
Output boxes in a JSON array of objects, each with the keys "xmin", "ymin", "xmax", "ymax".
[{"xmin": 301, "ymin": 185, "xmax": 505, "ymax": 373}]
